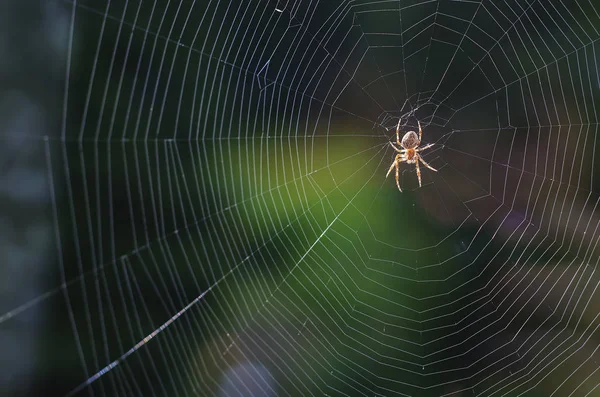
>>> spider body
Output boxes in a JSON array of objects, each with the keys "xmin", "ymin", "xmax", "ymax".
[
  {"xmin": 401, "ymin": 131, "xmax": 419, "ymax": 149},
  {"xmin": 386, "ymin": 120, "xmax": 437, "ymax": 192}
]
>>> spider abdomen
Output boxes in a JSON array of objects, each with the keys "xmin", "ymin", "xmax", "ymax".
[{"xmin": 401, "ymin": 131, "xmax": 419, "ymax": 149}]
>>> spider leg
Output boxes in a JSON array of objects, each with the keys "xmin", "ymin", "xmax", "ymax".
[
  {"xmin": 418, "ymin": 154, "xmax": 437, "ymax": 172},
  {"xmin": 387, "ymin": 155, "xmax": 407, "ymax": 192},
  {"xmin": 390, "ymin": 142, "xmax": 405, "ymax": 152},
  {"xmin": 415, "ymin": 157, "xmax": 422, "ymax": 188},
  {"xmin": 395, "ymin": 160, "xmax": 402, "ymax": 192},
  {"xmin": 416, "ymin": 143, "xmax": 434, "ymax": 152},
  {"xmin": 386, "ymin": 154, "xmax": 407, "ymax": 177},
  {"xmin": 396, "ymin": 118, "xmax": 401, "ymax": 145},
  {"xmin": 386, "ymin": 157, "xmax": 398, "ymax": 178},
  {"xmin": 418, "ymin": 121, "xmax": 422, "ymax": 142}
]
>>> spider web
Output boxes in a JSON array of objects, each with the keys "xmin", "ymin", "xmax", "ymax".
[{"xmin": 3, "ymin": 0, "xmax": 600, "ymax": 396}]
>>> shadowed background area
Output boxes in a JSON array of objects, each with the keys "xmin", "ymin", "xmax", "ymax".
[{"xmin": 3, "ymin": 0, "xmax": 600, "ymax": 396}]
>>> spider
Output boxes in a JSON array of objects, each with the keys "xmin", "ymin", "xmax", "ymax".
[{"xmin": 386, "ymin": 119, "xmax": 437, "ymax": 192}]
